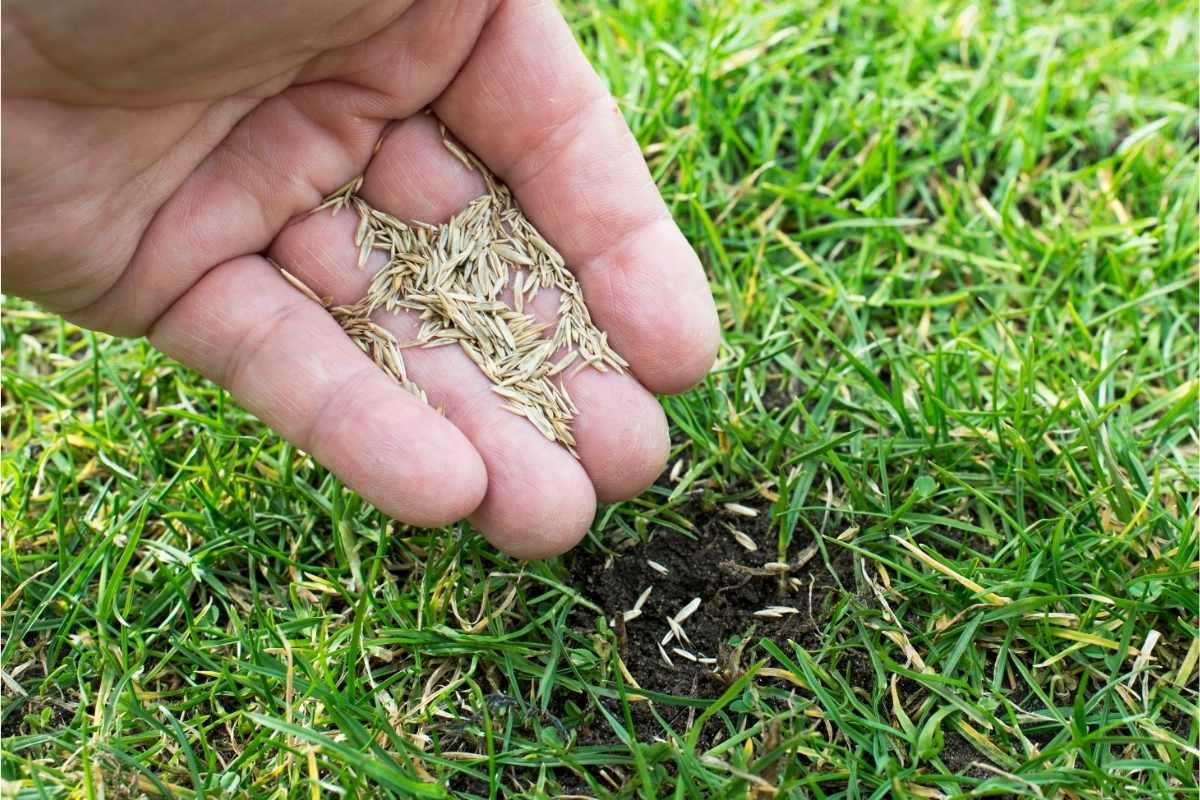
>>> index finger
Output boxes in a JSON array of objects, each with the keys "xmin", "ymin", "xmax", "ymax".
[{"xmin": 432, "ymin": 0, "xmax": 719, "ymax": 394}]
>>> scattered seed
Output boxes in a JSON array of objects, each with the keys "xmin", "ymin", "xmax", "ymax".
[
  {"xmin": 672, "ymin": 647, "xmax": 698, "ymax": 662},
  {"xmin": 731, "ymin": 529, "xmax": 758, "ymax": 552},
  {"xmin": 621, "ymin": 609, "xmax": 642, "ymax": 623},
  {"xmin": 764, "ymin": 561, "xmax": 791, "ymax": 573},
  {"xmin": 673, "ymin": 597, "xmax": 701, "ymax": 624},
  {"xmin": 753, "ymin": 606, "xmax": 800, "ymax": 618},
  {"xmin": 657, "ymin": 642, "xmax": 674, "ymax": 668},
  {"xmin": 668, "ymin": 459, "xmax": 685, "ymax": 482},
  {"xmin": 723, "ymin": 502, "xmax": 759, "ymax": 517},
  {"xmin": 698, "ymin": 657, "xmax": 717, "ymax": 665},
  {"xmin": 632, "ymin": 586, "xmax": 653, "ymax": 613},
  {"xmin": 647, "ymin": 559, "xmax": 669, "ymax": 575},
  {"xmin": 793, "ymin": 543, "xmax": 819, "ymax": 569},
  {"xmin": 664, "ymin": 615, "xmax": 691, "ymax": 646}
]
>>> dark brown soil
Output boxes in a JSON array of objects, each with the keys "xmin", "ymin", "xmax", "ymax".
[
  {"xmin": 0, "ymin": 656, "xmax": 78, "ymax": 741},
  {"xmin": 568, "ymin": 498, "xmax": 856, "ymax": 697},
  {"xmin": 938, "ymin": 730, "xmax": 990, "ymax": 778}
]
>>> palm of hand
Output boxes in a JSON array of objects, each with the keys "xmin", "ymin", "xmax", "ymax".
[{"xmin": 2, "ymin": 0, "xmax": 719, "ymax": 557}]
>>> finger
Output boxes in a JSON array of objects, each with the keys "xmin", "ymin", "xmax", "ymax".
[
  {"xmin": 359, "ymin": 114, "xmax": 669, "ymax": 501},
  {"xmin": 148, "ymin": 254, "xmax": 487, "ymax": 528},
  {"xmin": 432, "ymin": 0, "xmax": 720, "ymax": 394}
]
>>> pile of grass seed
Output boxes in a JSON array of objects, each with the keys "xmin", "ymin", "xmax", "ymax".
[{"xmin": 285, "ymin": 133, "xmax": 626, "ymax": 454}]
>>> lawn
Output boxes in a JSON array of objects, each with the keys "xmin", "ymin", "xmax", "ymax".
[{"xmin": 2, "ymin": 0, "xmax": 1197, "ymax": 797}]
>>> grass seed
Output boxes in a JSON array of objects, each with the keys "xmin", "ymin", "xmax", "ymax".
[
  {"xmin": 730, "ymin": 528, "xmax": 758, "ymax": 551},
  {"xmin": 657, "ymin": 642, "xmax": 674, "ymax": 669},
  {"xmin": 307, "ymin": 126, "xmax": 626, "ymax": 453},
  {"xmin": 723, "ymin": 502, "xmax": 759, "ymax": 518},
  {"xmin": 632, "ymin": 586, "xmax": 653, "ymax": 613},
  {"xmin": 673, "ymin": 597, "xmax": 701, "ymax": 623}
]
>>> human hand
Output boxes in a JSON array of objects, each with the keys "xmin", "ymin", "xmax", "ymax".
[{"xmin": 2, "ymin": 0, "xmax": 720, "ymax": 558}]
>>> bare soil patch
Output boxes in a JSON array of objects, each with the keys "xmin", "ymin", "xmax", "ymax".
[{"xmin": 568, "ymin": 498, "xmax": 856, "ymax": 697}]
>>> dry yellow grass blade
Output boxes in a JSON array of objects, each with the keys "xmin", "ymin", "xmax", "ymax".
[{"xmin": 890, "ymin": 535, "xmax": 1012, "ymax": 606}]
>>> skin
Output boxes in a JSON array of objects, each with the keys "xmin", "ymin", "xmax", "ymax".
[{"xmin": 2, "ymin": 0, "xmax": 720, "ymax": 559}]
